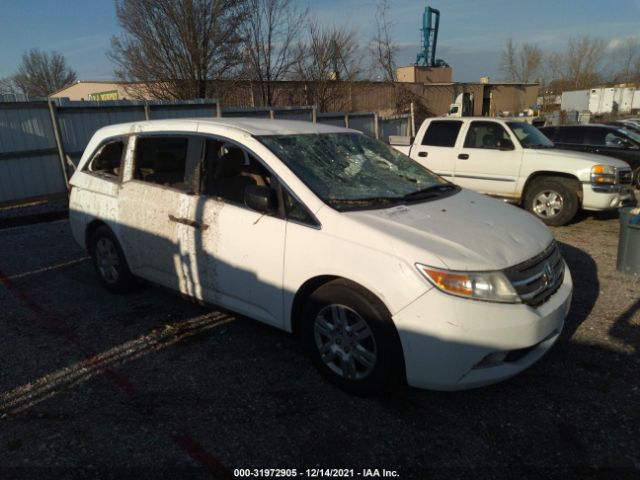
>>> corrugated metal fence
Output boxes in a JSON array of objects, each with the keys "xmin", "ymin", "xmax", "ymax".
[{"xmin": 0, "ymin": 98, "xmax": 409, "ymax": 207}]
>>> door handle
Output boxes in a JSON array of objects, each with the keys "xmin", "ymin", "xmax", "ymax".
[
  {"xmin": 168, "ymin": 214, "xmax": 209, "ymax": 230},
  {"xmin": 458, "ymin": 154, "xmax": 469, "ymax": 160},
  {"xmin": 417, "ymin": 151, "xmax": 428, "ymax": 157}
]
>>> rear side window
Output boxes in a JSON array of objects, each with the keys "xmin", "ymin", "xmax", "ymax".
[
  {"xmin": 422, "ymin": 121, "xmax": 462, "ymax": 147},
  {"xmin": 84, "ymin": 139, "xmax": 125, "ymax": 179},
  {"xmin": 134, "ymin": 136, "xmax": 190, "ymax": 191},
  {"xmin": 553, "ymin": 127, "xmax": 585, "ymax": 144}
]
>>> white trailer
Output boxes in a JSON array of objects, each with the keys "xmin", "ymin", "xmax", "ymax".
[{"xmin": 561, "ymin": 89, "xmax": 589, "ymax": 111}]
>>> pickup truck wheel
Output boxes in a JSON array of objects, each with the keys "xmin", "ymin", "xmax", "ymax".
[
  {"xmin": 525, "ymin": 178, "xmax": 579, "ymax": 226},
  {"xmin": 89, "ymin": 226, "xmax": 137, "ymax": 293},
  {"xmin": 301, "ymin": 280, "xmax": 404, "ymax": 395}
]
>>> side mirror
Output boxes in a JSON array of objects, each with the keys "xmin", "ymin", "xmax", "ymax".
[
  {"xmin": 498, "ymin": 139, "xmax": 515, "ymax": 151},
  {"xmin": 244, "ymin": 185, "xmax": 276, "ymax": 213}
]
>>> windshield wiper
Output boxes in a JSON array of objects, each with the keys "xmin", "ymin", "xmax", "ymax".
[
  {"xmin": 327, "ymin": 196, "xmax": 404, "ymax": 208},
  {"xmin": 402, "ymin": 183, "xmax": 459, "ymax": 201}
]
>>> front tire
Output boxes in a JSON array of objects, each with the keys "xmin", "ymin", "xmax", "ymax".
[
  {"xmin": 89, "ymin": 226, "xmax": 137, "ymax": 293},
  {"xmin": 524, "ymin": 178, "xmax": 579, "ymax": 226},
  {"xmin": 301, "ymin": 280, "xmax": 404, "ymax": 395}
]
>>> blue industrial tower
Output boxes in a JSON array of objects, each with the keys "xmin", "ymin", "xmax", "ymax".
[{"xmin": 415, "ymin": 5, "xmax": 449, "ymax": 67}]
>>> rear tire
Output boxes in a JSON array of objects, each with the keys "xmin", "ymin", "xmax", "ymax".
[
  {"xmin": 524, "ymin": 178, "xmax": 579, "ymax": 226},
  {"xmin": 89, "ymin": 226, "xmax": 137, "ymax": 293},
  {"xmin": 301, "ymin": 279, "xmax": 404, "ymax": 395}
]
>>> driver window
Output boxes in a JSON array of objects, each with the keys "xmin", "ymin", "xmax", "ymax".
[
  {"xmin": 604, "ymin": 132, "xmax": 629, "ymax": 148},
  {"xmin": 464, "ymin": 122, "xmax": 512, "ymax": 149},
  {"xmin": 202, "ymin": 140, "xmax": 272, "ymax": 206}
]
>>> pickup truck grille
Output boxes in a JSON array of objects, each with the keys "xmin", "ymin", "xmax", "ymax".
[
  {"xmin": 618, "ymin": 169, "xmax": 633, "ymax": 185},
  {"xmin": 504, "ymin": 242, "xmax": 565, "ymax": 307}
]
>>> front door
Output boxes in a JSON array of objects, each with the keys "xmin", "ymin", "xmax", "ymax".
[
  {"xmin": 191, "ymin": 140, "xmax": 286, "ymax": 327},
  {"xmin": 454, "ymin": 121, "xmax": 522, "ymax": 198}
]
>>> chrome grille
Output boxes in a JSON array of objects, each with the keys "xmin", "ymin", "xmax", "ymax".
[
  {"xmin": 504, "ymin": 242, "xmax": 565, "ymax": 307},
  {"xmin": 618, "ymin": 169, "xmax": 633, "ymax": 185}
]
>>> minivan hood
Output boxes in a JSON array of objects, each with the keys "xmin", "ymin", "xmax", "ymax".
[
  {"xmin": 343, "ymin": 189, "xmax": 553, "ymax": 271},
  {"xmin": 533, "ymin": 148, "xmax": 631, "ymax": 169}
]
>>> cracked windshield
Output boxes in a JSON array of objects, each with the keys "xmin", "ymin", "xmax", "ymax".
[{"xmin": 260, "ymin": 133, "xmax": 454, "ymax": 210}]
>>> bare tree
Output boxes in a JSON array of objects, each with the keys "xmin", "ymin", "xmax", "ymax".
[
  {"xmin": 240, "ymin": 0, "xmax": 307, "ymax": 106},
  {"xmin": 613, "ymin": 36, "xmax": 640, "ymax": 83},
  {"xmin": 7, "ymin": 49, "xmax": 77, "ymax": 98},
  {"xmin": 370, "ymin": 0, "xmax": 397, "ymax": 82},
  {"xmin": 109, "ymin": 0, "xmax": 246, "ymax": 99},
  {"xmin": 0, "ymin": 77, "xmax": 18, "ymax": 96},
  {"xmin": 292, "ymin": 20, "xmax": 360, "ymax": 110},
  {"xmin": 548, "ymin": 35, "xmax": 605, "ymax": 91},
  {"xmin": 501, "ymin": 39, "xmax": 543, "ymax": 83}
]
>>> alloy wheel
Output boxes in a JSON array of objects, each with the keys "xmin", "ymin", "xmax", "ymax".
[
  {"xmin": 532, "ymin": 190, "xmax": 564, "ymax": 218},
  {"xmin": 95, "ymin": 237, "xmax": 120, "ymax": 284},
  {"xmin": 313, "ymin": 304, "xmax": 377, "ymax": 380}
]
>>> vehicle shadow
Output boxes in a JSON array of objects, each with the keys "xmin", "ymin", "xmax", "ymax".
[
  {"xmin": 557, "ymin": 241, "xmax": 599, "ymax": 341},
  {"xmin": 609, "ymin": 298, "xmax": 640, "ymax": 356},
  {"xmin": 3, "ymin": 214, "xmax": 639, "ymax": 477}
]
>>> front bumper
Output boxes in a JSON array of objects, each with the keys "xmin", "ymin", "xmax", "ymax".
[
  {"xmin": 392, "ymin": 263, "xmax": 572, "ymax": 391},
  {"xmin": 582, "ymin": 183, "xmax": 636, "ymax": 211}
]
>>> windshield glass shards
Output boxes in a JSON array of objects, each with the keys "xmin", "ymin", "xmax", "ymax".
[{"xmin": 259, "ymin": 133, "xmax": 456, "ymax": 211}]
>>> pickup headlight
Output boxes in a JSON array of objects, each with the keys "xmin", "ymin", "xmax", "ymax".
[
  {"xmin": 591, "ymin": 165, "xmax": 616, "ymax": 185},
  {"xmin": 416, "ymin": 264, "xmax": 520, "ymax": 303}
]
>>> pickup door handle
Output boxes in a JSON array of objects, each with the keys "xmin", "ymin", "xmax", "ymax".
[
  {"xmin": 168, "ymin": 214, "xmax": 209, "ymax": 230},
  {"xmin": 458, "ymin": 154, "xmax": 470, "ymax": 160},
  {"xmin": 417, "ymin": 151, "xmax": 428, "ymax": 158}
]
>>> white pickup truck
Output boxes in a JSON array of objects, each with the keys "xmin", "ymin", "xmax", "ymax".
[{"xmin": 391, "ymin": 117, "xmax": 635, "ymax": 225}]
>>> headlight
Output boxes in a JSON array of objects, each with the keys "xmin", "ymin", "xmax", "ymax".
[
  {"xmin": 416, "ymin": 264, "xmax": 520, "ymax": 303},
  {"xmin": 591, "ymin": 164, "xmax": 616, "ymax": 185}
]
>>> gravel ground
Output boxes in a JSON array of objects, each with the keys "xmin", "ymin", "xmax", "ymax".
[{"xmin": 0, "ymin": 206, "xmax": 639, "ymax": 479}]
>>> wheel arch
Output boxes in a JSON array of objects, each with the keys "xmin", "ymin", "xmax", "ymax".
[
  {"xmin": 290, "ymin": 275, "xmax": 341, "ymax": 337},
  {"xmin": 85, "ymin": 219, "xmax": 110, "ymax": 252},
  {"xmin": 290, "ymin": 276, "xmax": 395, "ymax": 337},
  {"xmin": 292, "ymin": 275, "xmax": 407, "ymax": 389},
  {"xmin": 522, "ymin": 172, "xmax": 582, "ymax": 206}
]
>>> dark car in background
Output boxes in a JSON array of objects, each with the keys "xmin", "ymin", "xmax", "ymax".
[
  {"xmin": 609, "ymin": 120, "xmax": 640, "ymax": 134},
  {"xmin": 539, "ymin": 124, "xmax": 640, "ymax": 188}
]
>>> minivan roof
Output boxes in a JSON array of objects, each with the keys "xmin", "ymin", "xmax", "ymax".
[{"xmin": 95, "ymin": 118, "xmax": 357, "ymax": 137}]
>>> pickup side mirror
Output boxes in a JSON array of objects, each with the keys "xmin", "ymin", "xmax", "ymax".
[
  {"xmin": 497, "ymin": 138, "xmax": 515, "ymax": 151},
  {"xmin": 244, "ymin": 185, "xmax": 276, "ymax": 213}
]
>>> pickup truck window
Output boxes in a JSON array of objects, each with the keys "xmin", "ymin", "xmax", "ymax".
[
  {"xmin": 421, "ymin": 121, "xmax": 462, "ymax": 147},
  {"xmin": 507, "ymin": 122, "xmax": 554, "ymax": 149},
  {"xmin": 260, "ymin": 133, "xmax": 451, "ymax": 211},
  {"xmin": 463, "ymin": 121, "xmax": 512, "ymax": 149}
]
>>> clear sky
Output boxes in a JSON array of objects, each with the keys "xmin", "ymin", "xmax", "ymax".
[{"xmin": 1, "ymin": 0, "xmax": 639, "ymax": 82}]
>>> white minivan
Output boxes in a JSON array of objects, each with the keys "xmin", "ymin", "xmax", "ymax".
[{"xmin": 69, "ymin": 118, "xmax": 573, "ymax": 393}]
